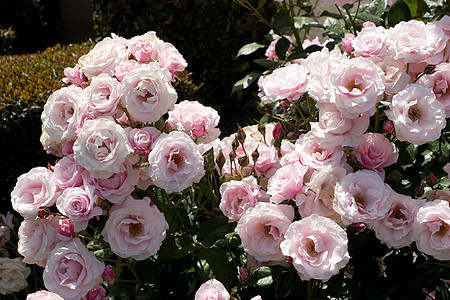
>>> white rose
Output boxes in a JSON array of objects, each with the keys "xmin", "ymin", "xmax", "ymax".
[{"xmin": 0, "ymin": 257, "xmax": 30, "ymax": 295}]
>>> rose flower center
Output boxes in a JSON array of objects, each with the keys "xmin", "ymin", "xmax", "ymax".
[
  {"xmin": 128, "ymin": 222, "xmax": 143, "ymax": 237},
  {"xmin": 306, "ymin": 239, "xmax": 319, "ymax": 257},
  {"xmin": 408, "ymin": 105, "xmax": 421, "ymax": 122},
  {"xmin": 390, "ymin": 206, "xmax": 406, "ymax": 220},
  {"xmin": 354, "ymin": 194, "xmax": 366, "ymax": 208},
  {"xmin": 436, "ymin": 221, "xmax": 449, "ymax": 237},
  {"xmin": 171, "ymin": 153, "xmax": 184, "ymax": 167}
]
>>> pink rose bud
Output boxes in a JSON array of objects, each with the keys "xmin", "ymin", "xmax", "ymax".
[
  {"xmin": 342, "ymin": 33, "xmax": 355, "ymax": 53},
  {"xmin": 57, "ymin": 218, "xmax": 75, "ymax": 241},
  {"xmin": 362, "ymin": 21, "xmax": 376, "ymax": 29},
  {"xmin": 238, "ymin": 267, "xmax": 250, "ymax": 282},
  {"xmin": 273, "ymin": 123, "xmax": 283, "ymax": 139},
  {"xmin": 102, "ymin": 265, "xmax": 115, "ymax": 281},
  {"xmin": 279, "ymin": 100, "xmax": 290, "ymax": 110},
  {"xmin": 354, "ymin": 222, "xmax": 367, "ymax": 232},
  {"xmin": 427, "ymin": 174, "xmax": 438, "ymax": 186},
  {"xmin": 38, "ymin": 209, "xmax": 50, "ymax": 218},
  {"xmin": 81, "ymin": 285, "xmax": 107, "ymax": 300},
  {"xmin": 383, "ymin": 120, "xmax": 394, "ymax": 133},
  {"xmin": 63, "ymin": 64, "xmax": 84, "ymax": 87},
  {"xmin": 286, "ymin": 256, "xmax": 293, "ymax": 263}
]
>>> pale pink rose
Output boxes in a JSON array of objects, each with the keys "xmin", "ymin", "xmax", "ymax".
[
  {"xmin": 41, "ymin": 85, "xmax": 86, "ymax": 143},
  {"xmin": 302, "ymin": 36, "xmax": 322, "ymax": 49},
  {"xmin": 102, "ymin": 265, "xmax": 115, "ymax": 281},
  {"xmin": 280, "ymin": 149, "xmax": 302, "ymax": 166},
  {"xmin": 122, "ymin": 62, "xmax": 177, "ymax": 123},
  {"xmin": 0, "ymin": 257, "xmax": 31, "ymax": 295},
  {"xmin": 333, "ymin": 170, "xmax": 392, "ymax": 226},
  {"xmin": 352, "ymin": 25, "xmax": 389, "ymax": 59},
  {"xmin": 413, "ymin": 200, "xmax": 450, "ymax": 260},
  {"xmin": 130, "ymin": 40, "xmax": 154, "ymax": 62},
  {"xmin": 434, "ymin": 15, "xmax": 450, "ymax": 36},
  {"xmin": 11, "ymin": 167, "xmax": 58, "ymax": 218},
  {"xmin": 56, "ymin": 187, "xmax": 102, "ymax": 231},
  {"xmin": 296, "ymin": 167, "xmax": 346, "ymax": 220},
  {"xmin": 26, "ymin": 291, "xmax": 64, "ymax": 300},
  {"xmin": 0, "ymin": 212, "xmax": 13, "ymax": 246},
  {"xmin": 63, "ymin": 64, "xmax": 84, "ymax": 86},
  {"xmin": 57, "ymin": 218, "xmax": 75, "ymax": 241},
  {"xmin": 40, "ymin": 129, "xmax": 63, "ymax": 157},
  {"xmin": 18, "ymin": 215, "xmax": 60, "ymax": 267},
  {"xmin": 167, "ymin": 100, "xmax": 220, "ymax": 143},
  {"xmin": 253, "ymin": 143, "xmax": 281, "ymax": 177},
  {"xmin": 243, "ymin": 123, "xmax": 275, "ymax": 145},
  {"xmin": 386, "ymin": 20, "xmax": 448, "ymax": 65},
  {"xmin": 416, "ymin": 63, "xmax": 450, "ymax": 117},
  {"xmin": 102, "ymin": 196, "xmax": 168, "ymax": 260},
  {"xmin": 385, "ymin": 84, "xmax": 446, "ymax": 145},
  {"xmin": 265, "ymin": 35, "xmax": 293, "ymax": 60},
  {"xmin": 375, "ymin": 56, "xmax": 411, "ymax": 96},
  {"xmin": 78, "ymin": 35, "xmax": 128, "ymax": 79},
  {"xmin": 310, "ymin": 107, "xmax": 370, "ymax": 148},
  {"xmin": 295, "ymin": 131, "xmax": 347, "ymax": 171},
  {"xmin": 219, "ymin": 176, "xmax": 268, "ymax": 222},
  {"xmin": 329, "ymin": 57, "xmax": 385, "ymax": 118},
  {"xmin": 267, "ymin": 162, "xmax": 308, "ymax": 203},
  {"xmin": 444, "ymin": 163, "xmax": 450, "ymax": 180},
  {"xmin": 127, "ymin": 31, "xmax": 162, "ymax": 61},
  {"xmin": 371, "ymin": 192, "xmax": 419, "ymax": 249},
  {"xmin": 280, "ymin": 214, "xmax": 349, "ymax": 281},
  {"xmin": 83, "ymin": 160, "xmax": 139, "ymax": 204},
  {"xmin": 43, "ymin": 238, "xmax": 105, "ymax": 300},
  {"xmin": 73, "ymin": 116, "xmax": 133, "ymax": 179},
  {"xmin": 54, "ymin": 155, "xmax": 85, "ymax": 189},
  {"xmin": 125, "ymin": 126, "xmax": 161, "ymax": 153},
  {"xmin": 80, "ymin": 285, "xmax": 108, "ymax": 300},
  {"xmin": 148, "ymin": 131, "xmax": 205, "ymax": 193},
  {"xmin": 237, "ymin": 202, "xmax": 295, "ymax": 262},
  {"xmin": 342, "ymin": 33, "xmax": 355, "ymax": 53},
  {"xmin": 352, "ymin": 133, "xmax": 399, "ymax": 175},
  {"xmin": 194, "ymin": 279, "xmax": 230, "ymax": 300},
  {"xmin": 156, "ymin": 42, "xmax": 188, "ymax": 74},
  {"xmin": 82, "ymin": 73, "xmax": 123, "ymax": 116},
  {"xmin": 258, "ymin": 63, "xmax": 308, "ymax": 104},
  {"xmin": 114, "ymin": 59, "xmax": 139, "ymax": 82}
]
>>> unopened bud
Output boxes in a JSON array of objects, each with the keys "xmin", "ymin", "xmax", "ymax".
[
  {"xmin": 57, "ymin": 218, "xmax": 75, "ymax": 241},
  {"xmin": 423, "ymin": 64, "xmax": 436, "ymax": 74},
  {"xmin": 241, "ymin": 166, "xmax": 253, "ymax": 176},
  {"xmin": 238, "ymin": 155, "xmax": 249, "ymax": 167},
  {"xmin": 354, "ymin": 222, "xmax": 366, "ymax": 233},
  {"xmin": 280, "ymin": 100, "xmax": 290, "ymax": 110},
  {"xmin": 426, "ymin": 174, "xmax": 438, "ymax": 186},
  {"xmin": 232, "ymin": 137, "xmax": 239, "ymax": 152},
  {"xmin": 258, "ymin": 123, "xmax": 266, "ymax": 138},
  {"xmin": 102, "ymin": 265, "xmax": 115, "ymax": 281},
  {"xmin": 383, "ymin": 120, "xmax": 394, "ymax": 133},
  {"xmin": 216, "ymin": 149, "xmax": 226, "ymax": 171},
  {"xmin": 286, "ymin": 256, "xmax": 293, "ymax": 263},
  {"xmin": 273, "ymin": 123, "xmax": 283, "ymax": 139},
  {"xmin": 237, "ymin": 125, "xmax": 246, "ymax": 145},
  {"xmin": 229, "ymin": 151, "xmax": 236, "ymax": 162},
  {"xmin": 252, "ymin": 148, "xmax": 260, "ymax": 163},
  {"xmin": 238, "ymin": 267, "xmax": 250, "ymax": 282},
  {"xmin": 38, "ymin": 209, "xmax": 50, "ymax": 218}
]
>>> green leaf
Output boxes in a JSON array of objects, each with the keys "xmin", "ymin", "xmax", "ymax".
[
  {"xmin": 197, "ymin": 215, "xmax": 236, "ymax": 247},
  {"xmin": 293, "ymin": 16, "xmax": 319, "ymax": 30},
  {"xmin": 304, "ymin": 44, "xmax": 323, "ymax": 54},
  {"xmin": 237, "ymin": 42, "xmax": 265, "ymax": 57},
  {"xmin": 197, "ymin": 177, "xmax": 217, "ymax": 203},
  {"xmin": 272, "ymin": 10, "xmax": 289, "ymax": 34},
  {"xmin": 403, "ymin": 0, "xmax": 430, "ymax": 15},
  {"xmin": 355, "ymin": 12, "xmax": 385, "ymax": 26},
  {"xmin": 388, "ymin": 0, "xmax": 411, "ymax": 27},
  {"xmin": 94, "ymin": 247, "xmax": 113, "ymax": 260},
  {"xmin": 362, "ymin": 0, "xmax": 387, "ymax": 17},
  {"xmin": 258, "ymin": 0, "xmax": 267, "ymax": 9},
  {"xmin": 406, "ymin": 143, "xmax": 418, "ymax": 160},
  {"xmin": 275, "ymin": 37, "xmax": 291, "ymax": 61},
  {"xmin": 157, "ymin": 233, "xmax": 197, "ymax": 260},
  {"xmin": 231, "ymin": 71, "xmax": 262, "ymax": 94},
  {"xmin": 202, "ymin": 147, "xmax": 215, "ymax": 174},
  {"xmin": 253, "ymin": 58, "xmax": 277, "ymax": 70},
  {"xmin": 199, "ymin": 248, "xmax": 234, "ymax": 289},
  {"xmin": 248, "ymin": 267, "xmax": 273, "ymax": 287},
  {"xmin": 287, "ymin": 51, "xmax": 307, "ymax": 61}
]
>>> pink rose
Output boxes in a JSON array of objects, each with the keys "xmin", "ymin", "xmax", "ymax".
[
  {"xmin": 195, "ymin": 279, "xmax": 230, "ymax": 300},
  {"xmin": 41, "ymin": 85, "xmax": 86, "ymax": 143},
  {"xmin": 253, "ymin": 143, "xmax": 281, "ymax": 177},
  {"xmin": 54, "ymin": 155, "xmax": 85, "ymax": 189},
  {"xmin": 114, "ymin": 59, "xmax": 140, "ymax": 82},
  {"xmin": 280, "ymin": 214, "xmax": 349, "ymax": 281},
  {"xmin": 82, "ymin": 73, "xmax": 123, "ymax": 117},
  {"xmin": 73, "ymin": 116, "xmax": 133, "ymax": 179},
  {"xmin": 333, "ymin": 170, "xmax": 392, "ymax": 226},
  {"xmin": 156, "ymin": 42, "xmax": 188, "ymax": 74},
  {"xmin": 57, "ymin": 218, "xmax": 75, "ymax": 241},
  {"xmin": 219, "ymin": 176, "xmax": 267, "ymax": 222},
  {"xmin": 237, "ymin": 202, "xmax": 295, "ymax": 262},
  {"xmin": 26, "ymin": 291, "xmax": 64, "ymax": 300},
  {"xmin": 18, "ymin": 215, "xmax": 60, "ymax": 267},
  {"xmin": 167, "ymin": 100, "xmax": 220, "ymax": 143},
  {"xmin": 56, "ymin": 187, "xmax": 102, "ymax": 231},
  {"xmin": 342, "ymin": 33, "xmax": 355, "ymax": 53},
  {"xmin": 371, "ymin": 192, "xmax": 419, "ymax": 249},
  {"xmin": 352, "ymin": 133, "xmax": 399, "ymax": 175},
  {"xmin": 258, "ymin": 63, "xmax": 308, "ymax": 104},
  {"xmin": 122, "ymin": 62, "xmax": 177, "ymax": 123},
  {"xmin": 127, "ymin": 31, "xmax": 162, "ymax": 61},
  {"xmin": 80, "ymin": 285, "xmax": 108, "ymax": 300},
  {"xmin": 416, "ymin": 63, "xmax": 450, "ymax": 117},
  {"xmin": 148, "ymin": 131, "xmax": 205, "ymax": 193},
  {"xmin": 352, "ymin": 25, "xmax": 389, "ymax": 59},
  {"xmin": 385, "ymin": 84, "xmax": 446, "ymax": 145},
  {"xmin": 43, "ymin": 238, "xmax": 105, "ymax": 300},
  {"xmin": 267, "ymin": 162, "xmax": 308, "ymax": 203},
  {"xmin": 296, "ymin": 167, "xmax": 346, "ymax": 221},
  {"xmin": 11, "ymin": 167, "xmax": 58, "ymax": 218},
  {"xmin": 329, "ymin": 57, "xmax": 385, "ymax": 118},
  {"xmin": 265, "ymin": 35, "xmax": 293, "ymax": 60},
  {"xmin": 413, "ymin": 200, "xmax": 450, "ymax": 260},
  {"xmin": 102, "ymin": 265, "xmax": 115, "ymax": 281},
  {"xmin": 0, "ymin": 257, "xmax": 30, "ymax": 295},
  {"xmin": 63, "ymin": 64, "xmax": 84, "ymax": 86},
  {"xmin": 130, "ymin": 40, "xmax": 154, "ymax": 62},
  {"xmin": 78, "ymin": 36, "xmax": 128, "ymax": 79},
  {"xmin": 102, "ymin": 196, "xmax": 168, "ymax": 260},
  {"xmin": 125, "ymin": 126, "xmax": 161, "ymax": 153}
]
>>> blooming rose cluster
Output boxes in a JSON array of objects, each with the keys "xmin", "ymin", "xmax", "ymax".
[{"xmin": 10, "ymin": 31, "xmax": 220, "ymax": 299}]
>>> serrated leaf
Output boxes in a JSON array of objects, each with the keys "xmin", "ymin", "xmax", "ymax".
[
  {"xmin": 275, "ymin": 37, "xmax": 291, "ymax": 61},
  {"xmin": 362, "ymin": 0, "xmax": 387, "ymax": 17},
  {"xmin": 231, "ymin": 71, "xmax": 262, "ymax": 94},
  {"xmin": 388, "ymin": 0, "xmax": 411, "ymax": 27},
  {"xmin": 355, "ymin": 12, "xmax": 385, "ymax": 26},
  {"xmin": 199, "ymin": 248, "xmax": 233, "ymax": 289},
  {"xmin": 237, "ymin": 42, "xmax": 265, "ymax": 57},
  {"xmin": 403, "ymin": 0, "xmax": 430, "ymax": 15},
  {"xmin": 197, "ymin": 215, "xmax": 236, "ymax": 246},
  {"xmin": 253, "ymin": 58, "xmax": 277, "ymax": 69},
  {"xmin": 272, "ymin": 10, "xmax": 289, "ymax": 34},
  {"xmin": 293, "ymin": 16, "xmax": 319, "ymax": 30}
]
